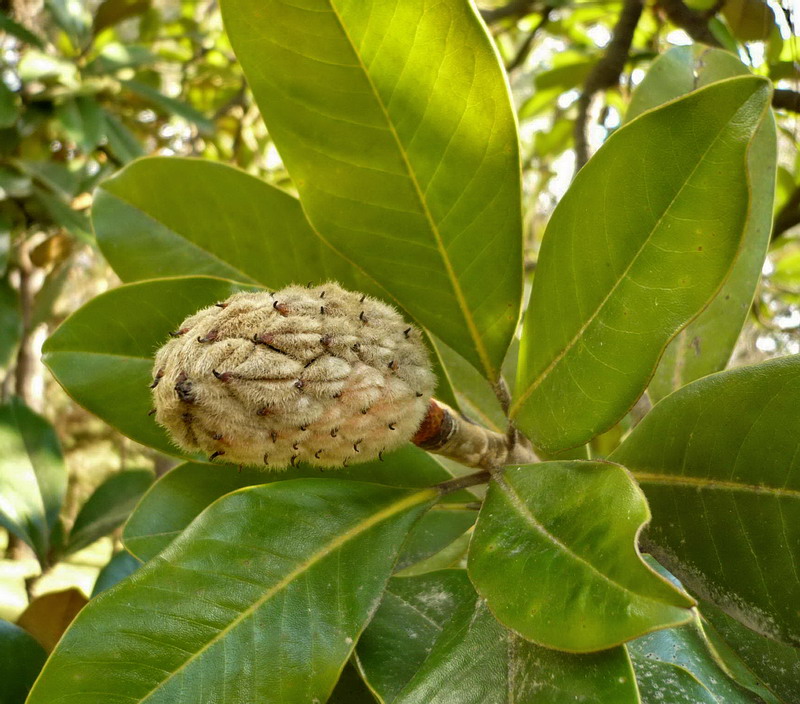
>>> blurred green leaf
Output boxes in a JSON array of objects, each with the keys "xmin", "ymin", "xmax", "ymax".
[
  {"xmin": 0, "ymin": 619, "xmax": 47, "ymax": 703},
  {"xmin": 17, "ymin": 51, "xmax": 79, "ymax": 86},
  {"xmin": 222, "ymin": 0, "xmax": 523, "ymax": 380},
  {"xmin": 91, "ymin": 550, "xmax": 142, "ymax": 597},
  {"xmin": 0, "ymin": 13, "xmax": 46, "ymax": 48},
  {"xmin": 123, "ymin": 447, "xmax": 468, "ymax": 562},
  {"xmin": 629, "ymin": 46, "xmax": 777, "ymax": 402},
  {"xmin": 93, "ymin": 0, "xmax": 151, "ymax": 35},
  {"xmin": 468, "ymin": 461, "xmax": 694, "ymax": 652},
  {"xmin": 28, "ymin": 480, "xmax": 436, "ymax": 703},
  {"xmin": 533, "ymin": 57, "xmax": 595, "ymax": 91},
  {"xmin": 102, "ymin": 112, "xmax": 145, "ymax": 164},
  {"xmin": 122, "ymin": 79, "xmax": 214, "ymax": 134},
  {"xmin": 42, "ymin": 276, "xmax": 255, "ymax": 456},
  {"xmin": 611, "ymin": 356, "xmax": 800, "ymax": 646},
  {"xmin": 355, "ymin": 570, "xmax": 475, "ymax": 702},
  {"xmin": 0, "ymin": 398, "xmax": 67, "ymax": 564},
  {"xmin": 91, "ymin": 157, "xmax": 460, "ymax": 408},
  {"xmin": 511, "ymin": 76, "xmax": 771, "ymax": 453},
  {"xmin": 45, "ymin": 0, "xmax": 92, "ymax": 48},
  {"xmin": 0, "ymin": 277, "xmax": 21, "ymax": 369},
  {"xmin": 0, "ymin": 83, "xmax": 20, "ymax": 129},
  {"xmin": 393, "ymin": 592, "xmax": 640, "ymax": 703},
  {"xmin": 723, "ymin": 0, "xmax": 776, "ymax": 41},
  {"xmin": 55, "ymin": 97, "xmax": 105, "ymax": 153},
  {"xmin": 64, "ymin": 468, "xmax": 154, "ymax": 556}
]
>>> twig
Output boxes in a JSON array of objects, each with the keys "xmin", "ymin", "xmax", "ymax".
[
  {"xmin": 481, "ymin": 0, "xmax": 540, "ymax": 24},
  {"xmin": 506, "ymin": 8, "xmax": 552, "ymax": 72},
  {"xmin": 435, "ymin": 470, "xmax": 492, "ymax": 495},
  {"xmin": 574, "ymin": 0, "xmax": 644, "ymax": 169},
  {"xmin": 773, "ymin": 89, "xmax": 800, "ymax": 114},
  {"xmin": 656, "ymin": 0, "xmax": 722, "ymax": 47},
  {"xmin": 413, "ymin": 399, "xmax": 536, "ymax": 470}
]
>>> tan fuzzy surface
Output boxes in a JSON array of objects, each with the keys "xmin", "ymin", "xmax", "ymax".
[{"xmin": 151, "ymin": 283, "xmax": 435, "ymax": 468}]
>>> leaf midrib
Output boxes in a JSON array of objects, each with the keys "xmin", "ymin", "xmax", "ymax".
[
  {"xmin": 323, "ymin": 0, "xmax": 494, "ymax": 378},
  {"xmin": 511, "ymin": 91, "xmax": 757, "ymax": 416},
  {"xmin": 633, "ymin": 472, "xmax": 800, "ymax": 499},
  {"xmin": 495, "ymin": 475, "xmax": 683, "ymax": 607},
  {"xmin": 132, "ymin": 487, "xmax": 435, "ymax": 703}
]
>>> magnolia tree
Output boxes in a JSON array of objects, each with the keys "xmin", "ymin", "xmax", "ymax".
[{"xmin": 4, "ymin": 0, "xmax": 799, "ymax": 702}]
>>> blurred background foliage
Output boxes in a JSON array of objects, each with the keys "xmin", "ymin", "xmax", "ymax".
[{"xmin": 0, "ymin": 0, "xmax": 797, "ymax": 658}]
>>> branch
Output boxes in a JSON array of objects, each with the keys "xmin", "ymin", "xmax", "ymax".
[
  {"xmin": 773, "ymin": 185, "xmax": 800, "ymax": 241},
  {"xmin": 506, "ymin": 7, "xmax": 552, "ymax": 72},
  {"xmin": 574, "ymin": 0, "xmax": 644, "ymax": 169},
  {"xmin": 413, "ymin": 399, "xmax": 537, "ymax": 470},
  {"xmin": 656, "ymin": 0, "xmax": 722, "ymax": 47},
  {"xmin": 773, "ymin": 89, "xmax": 800, "ymax": 114},
  {"xmin": 480, "ymin": 0, "xmax": 540, "ymax": 24}
]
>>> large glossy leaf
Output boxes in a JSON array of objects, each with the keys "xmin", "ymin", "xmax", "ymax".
[
  {"xmin": 27, "ymin": 480, "xmax": 436, "ymax": 704},
  {"xmin": 221, "ymin": 0, "xmax": 522, "ymax": 379},
  {"xmin": 42, "ymin": 276, "xmax": 254, "ymax": 456},
  {"xmin": 0, "ymin": 620, "xmax": 46, "ymax": 703},
  {"xmin": 355, "ymin": 570, "xmax": 475, "ymax": 702},
  {"xmin": 91, "ymin": 157, "xmax": 460, "ymax": 409},
  {"xmin": 700, "ymin": 600, "xmax": 800, "ymax": 704},
  {"xmin": 123, "ymin": 446, "xmax": 469, "ymax": 562},
  {"xmin": 393, "ymin": 594, "xmax": 640, "ymax": 703},
  {"xmin": 468, "ymin": 461, "xmax": 694, "ymax": 652},
  {"xmin": 628, "ymin": 46, "xmax": 777, "ymax": 402},
  {"xmin": 0, "ymin": 398, "xmax": 67, "ymax": 564},
  {"xmin": 64, "ymin": 468, "xmax": 154, "ymax": 556},
  {"xmin": 628, "ymin": 616, "xmax": 762, "ymax": 704},
  {"xmin": 511, "ymin": 76, "xmax": 772, "ymax": 453},
  {"xmin": 610, "ymin": 355, "xmax": 800, "ymax": 646}
]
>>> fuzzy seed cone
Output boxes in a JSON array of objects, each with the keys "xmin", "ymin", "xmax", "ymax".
[{"xmin": 151, "ymin": 283, "xmax": 436, "ymax": 468}]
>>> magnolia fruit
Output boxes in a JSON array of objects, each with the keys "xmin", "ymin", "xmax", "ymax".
[{"xmin": 150, "ymin": 283, "xmax": 436, "ymax": 468}]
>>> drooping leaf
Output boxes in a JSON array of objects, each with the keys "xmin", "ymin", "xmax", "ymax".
[
  {"xmin": 393, "ymin": 594, "xmax": 640, "ymax": 704},
  {"xmin": 221, "ymin": 0, "xmax": 523, "ymax": 380},
  {"xmin": 355, "ymin": 570, "xmax": 476, "ymax": 703},
  {"xmin": 42, "ymin": 276, "xmax": 255, "ymax": 456},
  {"xmin": 64, "ymin": 468, "xmax": 154, "ymax": 556},
  {"xmin": 55, "ymin": 97, "xmax": 105, "ymax": 153},
  {"xmin": 0, "ymin": 13, "xmax": 46, "ymax": 48},
  {"xmin": 700, "ymin": 600, "xmax": 800, "ymax": 704},
  {"xmin": 0, "ymin": 398, "xmax": 67, "ymax": 564},
  {"xmin": 102, "ymin": 112, "xmax": 146, "ymax": 164},
  {"xmin": 0, "ymin": 619, "xmax": 47, "ymax": 703},
  {"xmin": 468, "ymin": 461, "xmax": 694, "ymax": 652},
  {"xmin": 511, "ymin": 76, "xmax": 771, "ymax": 453},
  {"xmin": 610, "ymin": 355, "xmax": 800, "ymax": 646},
  {"xmin": 628, "ymin": 46, "xmax": 777, "ymax": 402},
  {"xmin": 123, "ymin": 447, "xmax": 468, "ymax": 562},
  {"xmin": 91, "ymin": 157, "xmax": 460, "ymax": 408},
  {"xmin": 27, "ymin": 480, "xmax": 436, "ymax": 703},
  {"xmin": 91, "ymin": 550, "xmax": 141, "ymax": 597},
  {"xmin": 17, "ymin": 588, "xmax": 88, "ymax": 653}
]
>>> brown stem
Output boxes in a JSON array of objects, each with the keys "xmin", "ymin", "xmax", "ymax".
[
  {"xmin": 773, "ymin": 185, "xmax": 800, "ymax": 241},
  {"xmin": 773, "ymin": 90, "xmax": 800, "ymax": 115},
  {"xmin": 506, "ymin": 7, "xmax": 552, "ymax": 72},
  {"xmin": 656, "ymin": 0, "xmax": 722, "ymax": 47},
  {"xmin": 574, "ymin": 0, "xmax": 644, "ymax": 169},
  {"xmin": 413, "ymin": 399, "xmax": 537, "ymax": 470},
  {"xmin": 435, "ymin": 470, "xmax": 492, "ymax": 496}
]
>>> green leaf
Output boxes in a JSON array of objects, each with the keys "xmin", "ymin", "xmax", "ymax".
[
  {"xmin": 221, "ymin": 0, "xmax": 522, "ymax": 379},
  {"xmin": 355, "ymin": 570, "xmax": 476, "ymax": 702},
  {"xmin": 0, "ymin": 619, "xmax": 46, "ymax": 703},
  {"xmin": 468, "ymin": 461, "xmax": 694, "ymax": 652},
  {"xmin": 628, "ymin": 616, "xmax": 763, "ymax": 704},
  {"xmin": 610, "ymin": 355, "xmax": 800, "ymax": 646},
  {"xmin": 629, "ymin": 46, "xmax": 777, "ymax": 402},
  {"xmin": 123, "ymin": 446, "xmax": 466, "ymax": 562},
  {"xmin": 723, "ymin": 0, "xmax": 776, "ymax": 41},
  {"xmin": 328, "ymin": 661, "xmax": 378, "ymax": 704},
  {"xmin": 0, "ymin": 277, "xmax": 22, "ymax": 369},
  {"xmin": 91, "ymin": 550, "xmax": 141, "ymax": 597},
  {"xmin": 0, "ymin": 398, "xmax": 67, "ymax": 564},
  {"xmin": 0, "ymin": 82, "xmax": 20, "ymax": 128},
  {"xmin": 64, "ymin": 468, "xmax": 154, "ymax": 556},
  {"xmin": 102, "ymin": 112, "xmax": 145, "ymax": 164},
  {"xmin": 42, "ymin": 276, "xmax": 255, "ymax": 456},
  {"xmin": 700, "ymin": 600, "xmax": 800, "ymax": 704},
  {"xmin": 55, "ymin": 97, "xmax": 105, "ymax": 152},
  {"xmin": 121, "ymin": 79, "xmax": 214, "ymax": 134},
  {"xmin": 511, "ymin": 76, "xmax": 771, "ymax": 453},
  {"xmin": 0, "ymin": 13, "xmax": 46, "ymax": 48},
  {"xmin": 395, "ymin": 509, "xmax": 476, "ymax": 574},
  {"xmin": 27, "ymin": 480, "xmax": 436, "ymax": 703},
  {"xmin": 91, "ymin": 156, "xmax": 460, "ymax": 409},
  {"xmin": 393, "ymin": 593, "xmax": 640, "ymax": 703},
  {"xmin": 93, "ymin": 0, "xmax": 151, "ymax": 35},
  {"xmin": 32, "ymin": 187, "xmax": 92, "ymax": 243}
]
